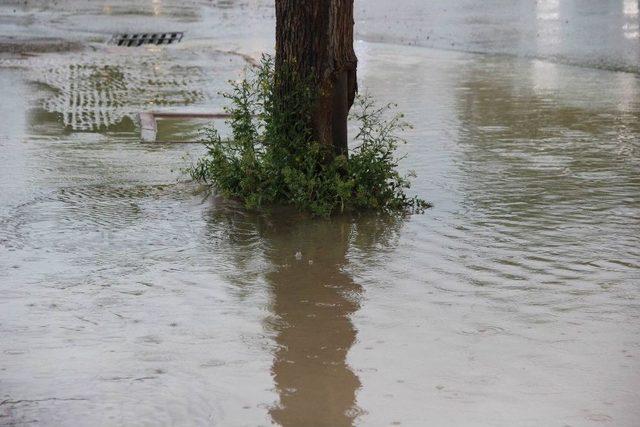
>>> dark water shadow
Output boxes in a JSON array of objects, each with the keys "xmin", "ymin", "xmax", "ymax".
[{"xmin": 203, "ymin": 202, "xmax": 405, "ymax": 426}]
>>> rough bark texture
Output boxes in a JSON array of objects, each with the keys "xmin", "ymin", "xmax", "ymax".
[{"xmin": 275, "ymin": 0, "xmax": 357, "ymax": 156}]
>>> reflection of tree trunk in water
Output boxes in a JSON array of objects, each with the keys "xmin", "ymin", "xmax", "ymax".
[{"xmin": 263, "ymin": 218, "xmax": 361, "ymax": 427}]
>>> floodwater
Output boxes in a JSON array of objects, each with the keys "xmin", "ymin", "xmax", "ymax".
[{"xmin": 1, "ymin": 1, "xmax": 639, "ymax": 426}]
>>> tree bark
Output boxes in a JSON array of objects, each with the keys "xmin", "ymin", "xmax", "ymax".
[{"xmin": 275, "ymin": 0, "xmax": 357, "ymax": 156}]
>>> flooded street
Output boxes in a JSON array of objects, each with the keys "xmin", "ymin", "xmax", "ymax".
[{"xmin": 1, "ymin": 1, "xmax": 639, "ymax": 426}]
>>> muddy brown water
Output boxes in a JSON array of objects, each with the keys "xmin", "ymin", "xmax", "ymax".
[{"xmin": 1, "ymin": 1, "xmax": 639, "ymax": 426}]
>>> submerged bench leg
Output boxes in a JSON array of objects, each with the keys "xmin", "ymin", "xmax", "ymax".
[{"xmin": 139, "ymin": 112, "xmax": 157, "ymax": 142}]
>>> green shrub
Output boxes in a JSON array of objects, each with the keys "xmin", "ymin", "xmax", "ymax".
[{"xmin": 189, "ymin": 55, "xmax": 430, "ymax": 217}]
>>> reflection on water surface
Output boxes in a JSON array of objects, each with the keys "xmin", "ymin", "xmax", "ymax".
[{"xmin": 0, "ymin": 1, "xmax": 639, "ymax": 426}]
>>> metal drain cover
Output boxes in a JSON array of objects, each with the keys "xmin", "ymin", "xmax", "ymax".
[{"xmin": 110, "ymin": 32, "xmax": 184, "ymax": 47}]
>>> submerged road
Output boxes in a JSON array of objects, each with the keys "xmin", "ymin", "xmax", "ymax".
[{"xmin": 0, "ymin": 1, "xmax": 639, "ymax": 426}]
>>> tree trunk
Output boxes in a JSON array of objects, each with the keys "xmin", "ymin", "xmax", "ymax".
[{"xmin": 275, "ymin": 0, "xmax": 357, "ymax": 157}]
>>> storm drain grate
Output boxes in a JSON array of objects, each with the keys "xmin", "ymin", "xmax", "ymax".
[{"xmin": 110, "ymin": 32, "xmax": 184, "ymax": 47}]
